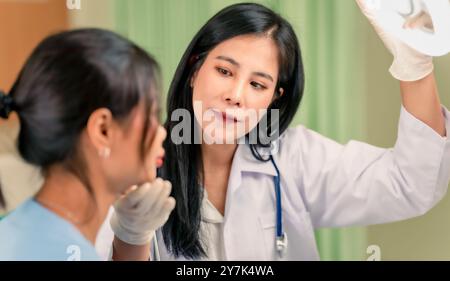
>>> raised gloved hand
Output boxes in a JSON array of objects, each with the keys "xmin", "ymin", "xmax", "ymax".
[
  {"xmin": 110, "ymin": 178, "xmax": 176, "ymax": 245},
  {"xmin": 356, "ymin": 0, "xmax": 434, "ymax": 81}
]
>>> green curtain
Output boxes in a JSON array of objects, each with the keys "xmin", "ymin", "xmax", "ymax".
[{"xmin": 113, "ymin": 0, "xmax": 368, "ymax": 261}]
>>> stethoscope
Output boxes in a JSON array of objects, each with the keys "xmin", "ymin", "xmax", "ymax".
[
  {"xmin": 153, "ymin": 155, "xmax": 288, "ymax": 260},
  {"xmin": 269, "ymin": 155, "xmax": 288, "ymax": 258}
]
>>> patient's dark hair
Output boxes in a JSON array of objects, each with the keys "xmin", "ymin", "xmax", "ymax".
[
  {"xmin": 0, "ymin": 28, "xmax": 160, "ymax": 207},
  {"xmin": 0, "ymin": 185, "xmax": 4, "ymax": 209}
]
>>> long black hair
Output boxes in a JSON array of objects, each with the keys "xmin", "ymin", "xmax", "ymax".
[
  {"xmin": 0, "ymin": 28, "xmax": 160, "ymax": 208},
  {"xmin": 161, "ymin": 3, "xmax": 305, "ymax": 259}
]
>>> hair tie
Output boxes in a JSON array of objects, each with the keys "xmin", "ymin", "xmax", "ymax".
[{"xmin": 0, "ymin": 90, "xmax": 14, "ymax": 119}]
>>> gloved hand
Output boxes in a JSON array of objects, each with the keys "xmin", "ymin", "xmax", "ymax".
[
  {"xmin": 356, "ymin": 0, "xmax": 434, "ymax": 81},
  {"xmin": 110, "ymin": 178, "xmax": 176, "ymax": 245}
]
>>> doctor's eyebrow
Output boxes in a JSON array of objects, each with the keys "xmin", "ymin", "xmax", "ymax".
[{"xmin": 215, "ymin": 55, "xmax": 274, "ymax": 82}]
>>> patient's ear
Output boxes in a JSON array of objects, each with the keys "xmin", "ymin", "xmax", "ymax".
[{"xmin": 86, "ymin": 108, "xmax": 114, "ymax": 158}]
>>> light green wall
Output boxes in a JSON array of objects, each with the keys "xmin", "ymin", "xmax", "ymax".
[{"xmin": 68, "ymin": 0, "xmax": 116, "ymax": 29}]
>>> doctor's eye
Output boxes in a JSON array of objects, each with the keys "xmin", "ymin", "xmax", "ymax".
[
  {"xmin": 216, "ymin": 67, "xmax": 232, "ymax": 77},
  {"xmin": 250, "ymin": 81, "xmax": 267, "ymax": 91}
]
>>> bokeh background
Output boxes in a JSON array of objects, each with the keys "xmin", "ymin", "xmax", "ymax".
[{"xmin": 0, "ymin": 0, "xmax": 449, "ymax": 260}]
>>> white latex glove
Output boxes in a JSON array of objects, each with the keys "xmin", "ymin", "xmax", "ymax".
[
  {"xmin": 356, "ymin": 0, "xmax": 434, "ymax": 81},
  {"xmin": 110, "ymin": 178, "xmax": 176, "ymax": 245}
]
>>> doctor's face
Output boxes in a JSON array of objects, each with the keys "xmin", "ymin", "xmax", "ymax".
[{"xmin": 191, "ymin": 34, "xmax": 281, "ymax": 144}]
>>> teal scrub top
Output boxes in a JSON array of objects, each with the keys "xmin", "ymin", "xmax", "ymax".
[{"xmin": 0, "ymin": 199, "xmax": 100, "ymax": 261}]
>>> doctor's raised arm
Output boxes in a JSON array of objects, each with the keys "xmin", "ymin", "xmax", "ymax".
[
  {"xmin": 286, "ymin": 0, "xmax": 450, "ymax": 229},
  {"xmin": 359, "ymin": 0, "xmax": 446, "ymax": 136}
]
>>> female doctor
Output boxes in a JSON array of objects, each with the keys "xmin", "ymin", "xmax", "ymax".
[{"xmin": 108, "ymin": 2, "xmax": 450, "ymax": 260}]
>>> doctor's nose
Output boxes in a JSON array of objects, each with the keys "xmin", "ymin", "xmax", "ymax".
[{"xmin": 223, "ymin": 82, "xmax": 244, "ymax": 107}]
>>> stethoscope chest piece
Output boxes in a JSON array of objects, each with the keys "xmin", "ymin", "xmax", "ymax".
[{"xmin": 276, "ymin": 232, "xmax": 288, "ymax": 257}]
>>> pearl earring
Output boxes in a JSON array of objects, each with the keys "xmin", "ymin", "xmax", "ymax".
[{"xmin": 99, "ymin": 147, "xmax": 111, "ymax": 159}]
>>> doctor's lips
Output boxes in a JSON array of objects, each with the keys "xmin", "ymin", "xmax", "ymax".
[{"xmin": 212, "ymin": 109, "xmax": 244, "ymax": 123}]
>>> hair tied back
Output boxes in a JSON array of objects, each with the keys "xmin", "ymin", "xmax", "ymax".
[{"xmin": 0, "ymin": 90, "xmax": 14, "ymax": 119}]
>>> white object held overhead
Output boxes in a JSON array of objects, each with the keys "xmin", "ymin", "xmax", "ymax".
[{"xmin": 364, "ymin": 0, "xmax": 450, "ymax": 57}]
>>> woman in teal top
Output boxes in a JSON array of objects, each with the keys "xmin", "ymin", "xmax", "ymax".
[{"xmin": 0, "ymin": 29, "xmax": 175, "ymax": 261}]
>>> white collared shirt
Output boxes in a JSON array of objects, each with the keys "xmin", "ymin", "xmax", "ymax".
[{"xmin": 199, "ymin": 190, "xmax": 226, "ymax": 260}]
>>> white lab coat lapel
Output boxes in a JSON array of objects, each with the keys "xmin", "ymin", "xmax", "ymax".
[{"xmin": 223, "ymin": 144, "xmax": 278, "ymax": 260}]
